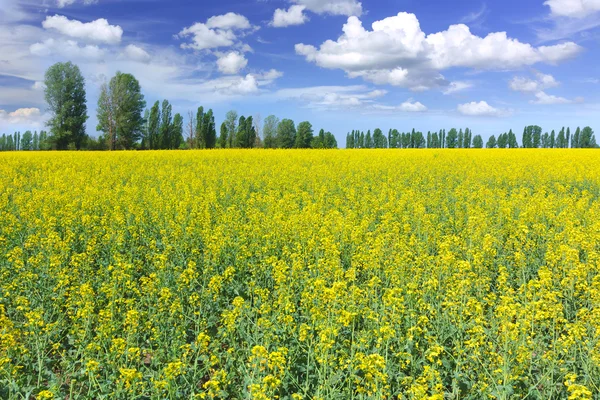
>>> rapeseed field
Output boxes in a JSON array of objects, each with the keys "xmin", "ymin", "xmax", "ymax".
[{"xmin": 1, "ymin": 150, "xmax": 599, "ymax": 399}]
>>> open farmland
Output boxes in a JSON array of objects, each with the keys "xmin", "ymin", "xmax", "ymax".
[{"xmin": 1, "ymin": 150, "xmax": 600, "ymax": 399}]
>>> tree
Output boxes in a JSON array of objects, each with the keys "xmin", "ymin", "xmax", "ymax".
[
  {"xmin": 235, "ymin": 116, "xmax": 256, "ymax": 148},
  {"xmin": 277, "ymin": 119, "xmax": 296, "ymax": 149},
  {"xmin": 373, "ymin": 128, "xmax": 386, "ymax": 148},
  {"xmin": 148, "ymin": 101, "xmax": 160, "ymax": 150},
  {"xmin": 160, "ymin": 100, "xmax": 173, "ymax": 149},
  {"xmin": 141, "ymin": 109, "xmax": 150, "ymax": 149},
  {"xmin": 219, "ymin": 122, "xmax": 228, "ymax": 148},
  {"xmin": 573, "ymin": 127, "xmax": 581, "ymax": 148},
  {"xmin": 33, "ymin": 131, "xmax": 39, "ymax": 150},
  {"xmin": 195, "ymin": 106, "xmax": 205, "ymax": 149},
  {"xmin": 263, "ymin": 115, "xmax": 279, "ymax": 149},
  {"xmin": 446, "ymin": 128, "xmax": 458, "ymax": 148},
  {"xmin": 458, "ymin": 129, "xmax": 464, "ymax": 148},
  {"xmin": 44, "ymin": 62, "xmax": 88, "ymax": 150},
  {"xmin": 497, "ymin": 133, "xmax": 508, "ymax": 148},
  {"xmin": 315, "ymin": 129, "xmax": 326, "ymax": 149},
  {"xmin": 566, "ymin": 127, "xmax": 571, "ymax": 148},
  {"xmin": 219, "ymin": 122, "xmax": 227, "ymax": 149},
  {"xmin": 580, "ymin": 126, "xmax": 596, "ymax": 148},
  {"xmin": 507, "ymin": 129, "xmax": 518, "ymax": 148},
  {"xmin": 21, "ymin": 131, "xmax": 33, "ymax": 150},
  {"xmin": 203, "ymin": 109, "xmax": 217, "ymax": 149},
  {"xmin": 557, "ymin": 128, "xmax": 565, "ymax": 148},
  {"xmin": 295, "ymin": 121, "xmax": 314, "ymax": 148},
  {"xmin": 225, "ymin": 110, "xmax": 238, "ymax": 148},
  {"xmin": 486, "ymin": 135, "xmax": 497, "ymax": 148},
  {"xmin": 172, "ymin": 113, "xmax": 184, "ymax": 149},
  {"xmin": 324, "ymin": 132, "xmax": 337, "ymax": 149},
  {"xmin": 97, "ymin": 72, "xmax": 146, "ymax": 150},
  {"xmin": 472, "ymin": 134, "xmax": 483, "ymax": 148},
  {"xmin": 187, "ymin": 111, "xmax": 196, "ymax": 149},
  {"xmin": 253, "ymin": 114, "xmax": 262, "ymax": 148}
]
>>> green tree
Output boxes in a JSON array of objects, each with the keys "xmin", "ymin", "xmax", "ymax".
[
  {"xmin": 446, "ymin": 128, "xmax": 458, "ymax": 148},
  {"xmin": 97, "ymin": 72, "xmax": 146, "ymax": 150},
  {"xmin": 295, "ymin": 121, "xmax": 314, "ymax": 148},
  {"xmin": 263, "ymin": 115, "xmax": 279, "ymax": 149},
  {"xmin": 276, "ymin": 119, "xmax": 296, "ymax": 149},
  {"xmin": 195, "ymin": 106, "xmax": 205, "ymax": 149},
  {"xmin": 202, "ymin": 109, "xmax": 216, "ymax": 149},
  {"xmin": 472, "ymin": 134, "xmax": 483, "ymax": 148},
  {"xmin": 486, "ymin": 135, "xmax": 497, "ymax": 148},
  {"xmin": 219, "ymin": 122, "xmax": 228, "ymax": 148},
  {"xmin": 33, "ymin": 131, "xmax": 39, "ymax": 150},
  {"xmin": 225, "ymin": 110, "xmax": 238, "ymax": 148},
  {"xmin": 160, "ymin": 100, "xmax": 173, "ymax": 149},
  {"xmin": 172, "ymin": 113, "xmax": 184, "ymax": 149},
  {"xmin": 148, "ymin": 101, "xmax": 160, "ymax": 150},
  {"xmin": 573, "ymin": 127, "xmax": 581, "ymax": 148},
  {"xmin": 21, "ymin": 131, "xmax": 33, "ymax": 150},
  {"xmin": 44, "ymin": 62, "xmax": 88, "ymax": 150},
  {"xmin": 580, "ymin": 127, "xmax": 596, "ymax": 148}
]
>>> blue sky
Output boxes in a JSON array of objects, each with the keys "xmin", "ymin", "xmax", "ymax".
[{"xmin": 1, "ymin": 0, "xmax": 599, "ymax": 143}]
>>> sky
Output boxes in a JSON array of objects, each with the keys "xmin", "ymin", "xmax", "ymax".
[{"xmin": 1, "ymin": 0, "xmax": 599, "ymax": 144}]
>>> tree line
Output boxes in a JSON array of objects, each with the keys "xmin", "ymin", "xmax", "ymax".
[
  {"xmin": 346, "ymin": 126, "xmax": 597, "ymax": 149},
  {"xmin": 0, "ymin": 62, "xmax": 337, "ymax": 151}
]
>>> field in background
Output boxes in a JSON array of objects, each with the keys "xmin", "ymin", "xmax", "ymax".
[{"xmin": 1, "ymin": 150, "xmax": 600, "ymax": 399}]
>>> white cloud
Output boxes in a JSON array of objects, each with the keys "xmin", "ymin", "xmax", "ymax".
[
  {"xmin": 457, "ymin": 101, "xmax": 504, "ymax": 117},
  {"xmin": 216, "ymin": 51, "xmax": 248, "ymax": 74},
  {"xmin": 295, "ymin": 12, "xmax": 582, "ymax": 90},
  {"xmin": 509, "ymin": 72, "xmax": 559, "ymax": 92},
  {"xmin": 544, "ymin": 0, "xmax": 600, "ymax": 18},
  {"xmin": 32, "ymin": 81, "xmax": 45, "ymax": 91},
  {"xmin": 42, "ymin": 15, "xmax": 122, "ymax": 44},
  {"xmin": 443, "ymin": 81, "xmax": 473, "ymax": 94},
  {"xmin": 30, "ymin": 38, "xmax": 105, "ymax": 60},
  {"xmin": 272, "ymin": 5, "xmax": 308, "ymax": 27},
  {"xmin": 530, "ymin": 91, "xmax": 573, "ymax": 104},
  {"xmin": 56, "ymin": 0, "xmax": 98, "ymax": 8},
  {"xmin": 399, "ymin": 100, "xmax": 428, "ymax": 112},
  {"xmin": 0, "ymin": 107, "xmax": 47, "ymax": 129},
  {"xmin": 120, "ymin": 44, "xmax": 151, "ymax": 63},
  {"xmin": 206, "ymin": 12, "xmax": 252, "ymax": 30},
  {"xmin": 275, "ymin": 85, "xmax": 389, "ymax": 110},
  {"xmin": 178, "ymin": 13, "xmax": 255, "ymax": 51},
  {"xmin": 293, "ymin": 0, "xmax": 362, "ymax": 16}
]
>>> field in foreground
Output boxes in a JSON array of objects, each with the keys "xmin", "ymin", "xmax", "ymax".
[{"xmin": 1, "ymin": 150, "xmax": 600, "ymax": 399}]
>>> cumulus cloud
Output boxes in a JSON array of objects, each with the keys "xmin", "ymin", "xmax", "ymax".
[
  {"xmin": 30, "ymin": 38, "xmax": 104, "ymax": 60},
  {"xmin": 544, "ymin": 0, "xmax": 600, "ymax": 18},
  {"xmin": 0, "ymin": 107, "xmax": 46, "ymax": 129},
  {"xmin": 208, "ymin": 69, "xmax": 282, "ymax": 95},
  {"xmin": 120, "ymin": 44, "xmax": 151, "ymax": 63},
  {"xmin": 295, "ymin": 12, "xmax": 582, "ymax": 90},
  {"xmin": 272, "ymin": 5, "xmax": 308, "ymax": 27},
  {"xmin": 443, "ymin": 81, "xmax": 473, "ymax": 95},
  {"xmin": 509, "ymin": 72, "xmax": 580, "ymax": 105},
  {"xmin": 530, "ymin": 91, "xmax": 573, "ymax": 104},
  {"xmin": 293, "ymin": 0, "xmax": 362, "ymax": 16},
  {"xmin": 509, "ymin": 72, "xmax": 559, "ymax": 92},
  {"xmin": 216, "ymin": 51, "xmax": 248, "ymax": 74},
  {"xmin": 206, "ymin": 12, "xmax": 252, "ymax": 30},
  {"xmin": 457, "ymin": 101, "xmax": 504, "ymax": 117},
  {"xmin": 42, "ymin": 15, "xmax": 122, "ymax": 44},
  {"xmin": 398, "ymin": 100, "xmax": 428, "ymax": 112},
  {"xmin": 178, "ymin": 13, "xmax": 255, "ymax": 51}
]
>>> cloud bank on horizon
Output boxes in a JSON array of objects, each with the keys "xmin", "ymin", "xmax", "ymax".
[{"xmin": 0, "ymin": 0, "xmax": 598, "ymax": 138}]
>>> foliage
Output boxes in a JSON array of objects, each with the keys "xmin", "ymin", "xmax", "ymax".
[{"xmin": 44, "ymin": 62, "xmax": 88, "ymax": 150}]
